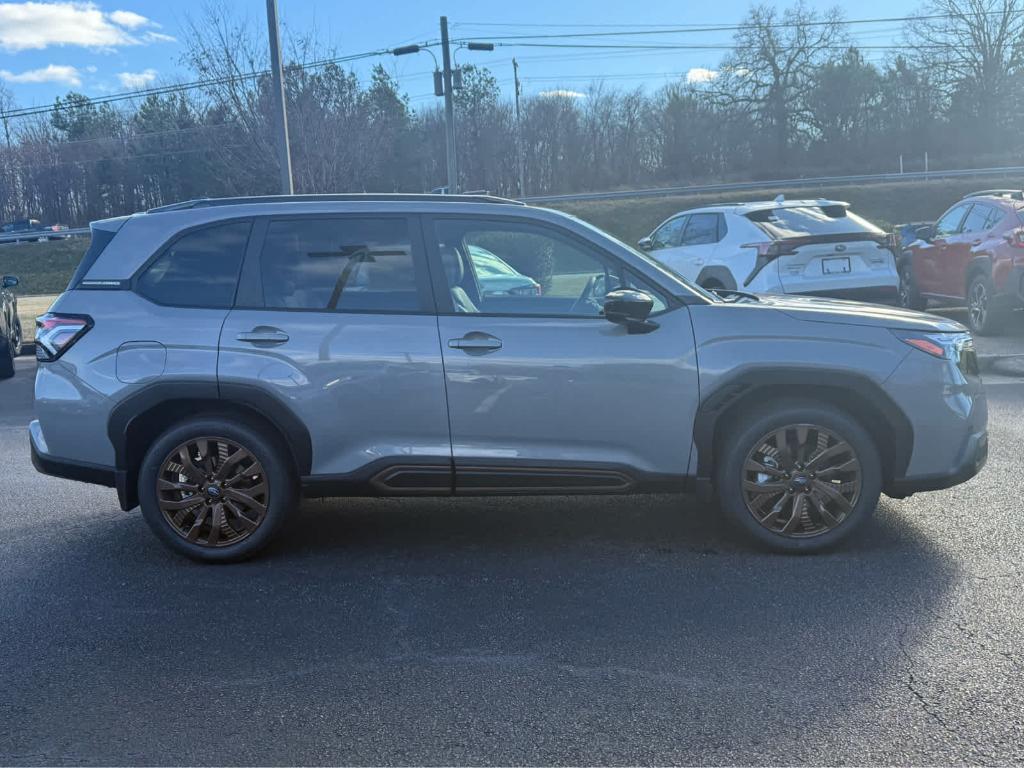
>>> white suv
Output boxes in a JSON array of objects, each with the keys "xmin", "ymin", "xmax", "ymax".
[{"xmin": 637, "ymin": 199, "xmax": 900, "ymax": 302}]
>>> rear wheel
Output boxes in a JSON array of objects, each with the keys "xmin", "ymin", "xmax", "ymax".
[
  {"xmin": 898, "ymin": 261, "xmax": 926, "ymax": 310},
  {"xmin": 715, "ymin": 400, "xmax": 882, "ymax": 553},
  {"xmin": 0, "ymin": 336, "xmax": 13, "ymax": 379},
  {"xmin": 967, "ymin": 272, "xmax": 1004, "ymax": 336},
  {"xmin": 10, "ymin": 318, "xmax": 22, "ymax": 357},
  {"xmin": 138, "ymin": 417, "xmax": 297, "ymax": 562}
]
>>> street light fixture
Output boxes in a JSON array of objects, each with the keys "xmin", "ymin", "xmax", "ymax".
[{"xmin": 392, "ymin": 20, "xmax": 495, "ymax": 194}]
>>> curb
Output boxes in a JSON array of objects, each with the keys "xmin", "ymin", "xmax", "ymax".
[{"xmin": 978, "ymin": 352, "xmax": 1024, "ymax": 377}]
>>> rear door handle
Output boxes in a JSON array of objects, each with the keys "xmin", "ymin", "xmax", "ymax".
[
  {"xmin": 448, "ymin": 332, "xmax": 502, "ymax": 352},
  {"xmin": 236, "ymin": 328, "xmax": 289, "ymax": 345}
]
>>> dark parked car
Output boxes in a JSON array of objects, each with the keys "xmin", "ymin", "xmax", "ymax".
[
  {"xmin": 0, "ymin": 218, "xmax": 69, "ymax": 242},
  {"xmin": 1, "ymin": 273, "xmax": 23, "ymax": 379},
  {"xmin": 899, "ymin": 190, "xmax": 1024, "ymax": 334}
]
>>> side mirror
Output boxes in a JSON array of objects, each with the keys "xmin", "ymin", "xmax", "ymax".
[
  {"xmin": 603, "ymin": 289, "xmax": 658, "ymax": 334},
  {"xmin": 2, "ymin": 275, "xmax": 18, "ymax": 289},
  {"xmin": 914, "ymin": 225, "xmax": 934, "ymax": 243},
  {"xmin": 637, "ymin": 237, "xmax": 654, "ymax": 251}
]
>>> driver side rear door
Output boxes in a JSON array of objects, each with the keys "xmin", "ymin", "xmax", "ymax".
[{"xmin": 424, "ymin": 215, "xmax": 700, "ymax": 492}]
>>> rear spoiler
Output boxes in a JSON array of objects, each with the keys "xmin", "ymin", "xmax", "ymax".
[
  {"xmin": 962, "ymin": 189, "xmax": 1024, "ymax": 201},
  {"xmin": 742, "ymin": 232, "xmax": 897, "ymax": 287}
]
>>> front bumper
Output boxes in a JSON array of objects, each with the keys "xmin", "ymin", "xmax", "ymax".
[{"xmin": 886, "ymin": 429, "xmax": 988, "ymax": 497}]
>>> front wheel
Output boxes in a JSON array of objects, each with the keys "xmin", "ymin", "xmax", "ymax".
[
  {"xmin": 898, "ymin": 262, "xmax": 926, "ymax": 310},
  {"xmin": 138, "ymin": 417, "xmax": 297, "ymax": 562},
  {"xmin": 715, "ymin": 401, "xmax": 882, "ymax": 553}
]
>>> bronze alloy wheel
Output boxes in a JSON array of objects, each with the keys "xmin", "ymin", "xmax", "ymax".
[
  {"xmin": 741, "ymin": 423, "xmax": 862, "ymax": 538},
  {"xmin": 156, "ymin": 436, "xmax": 269, "ymax": 548}
]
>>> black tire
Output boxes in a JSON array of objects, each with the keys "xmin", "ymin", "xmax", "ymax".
[
  {"xmin": 898, "ymin": 261, "xmax": 926, "ymax": 311},
  {"xmin": 10, "ymin": 317, "xmax": 22, "ymax": 357},
  {"xmin": 138, "ymin": 416, "xmax": 297, "ymax": 562},
  {"xmin": 715, "ymin": 399, "xmax": 882, "ymax": 553},
  {"xmin": 966, "ymin": 272, "xmax": 1005, "ymax": 336},
  {"xmin": 0, "ymin": 336, "xmax": 13, "ymax": 380}
]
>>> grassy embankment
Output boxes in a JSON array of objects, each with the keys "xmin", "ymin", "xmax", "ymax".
[{"xmin": 5, "ymin": 175, "xmax": 1022, "ymax": 341}]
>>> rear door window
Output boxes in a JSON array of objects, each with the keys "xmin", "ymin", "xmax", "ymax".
[
  {"xmin": 960, "ymin": 204, "xmax": 993, "ymax": 234},
  {"xmin": 259, "ymin": 217, "xmax": 428, "ymax": 312},
  {"xmin": 747, "ymin": 206, "xmax": 882, "ymax": 239},
  {"xmin": 681, "ymin": 213, "xmax": 721, "ymax": 245},
  {"xmin": 136, "ymin": 221, "xmax": 251, "ymax": 308}
]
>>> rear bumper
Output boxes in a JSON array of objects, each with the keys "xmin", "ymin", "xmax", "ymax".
[
  {"xmin": 788, "ymin": 285, "xmax": 900, "ymax": 304},
  {"xmin": 30, "ymin": 419, "xmax": 137, "ymax": 509},
  {"xmin": 31, "ymin": 426, "xmax": 116, "ymax": 489},
  {"xmin": 886, "ymin": 429, "xmax": 988, "ymax": 497}
]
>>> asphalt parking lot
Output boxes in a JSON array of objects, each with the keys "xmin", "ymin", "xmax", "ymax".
[{"xmin": 2, "ymin": 357, "xmax": 1024, "ymax": 765}]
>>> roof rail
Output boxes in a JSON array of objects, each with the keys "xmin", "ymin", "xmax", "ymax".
[
  {"xmin": 147, "ymin": 193, "xmax": 525, "ymax": 213},
  {"xmin": 961, "ymin": 189, "xmax": 1024, "ymax": 201}
]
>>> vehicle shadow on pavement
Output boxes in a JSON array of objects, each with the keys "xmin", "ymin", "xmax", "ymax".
[{"xmin": 1, "ymin": 491, "xmax": 962, "ymax": 765}]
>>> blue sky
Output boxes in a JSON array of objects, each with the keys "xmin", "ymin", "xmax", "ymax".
[{"xmin": 0, "ymin": 0, "xmax": 919, "ymax": 110}]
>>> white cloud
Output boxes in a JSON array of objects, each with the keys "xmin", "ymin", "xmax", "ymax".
[
  {"xmin": 117, "ymin": 67, "xmax": 156, "ymax": 88},
  {"xmin": 686, "ymin": 67, "xmax": 718, "ymax": 84},
  {"xmin": 0, "ymin": 63, "xmax": 82, "ymax": 85},
  {"xmin": 538, "ymin": 89, "xmax": 587, "ymax": 99},
  {"xmin": 0, "ymin": 2, "xmax": 175, "ymax": 52},
  {"xmin": 107, "ymin": 8, "xmax": 147, "ymax": 27}
]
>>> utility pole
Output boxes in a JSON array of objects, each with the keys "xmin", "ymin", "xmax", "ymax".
[
  {"xmin": 513, "ymin": 58, "xmax": 525, "ymax": 198},
  {"xmin": 265, "ymin": 0, "xmax": 293, "ymax": 194},
  {"xmin": 440, "ymin": 16, "xmax": 458, "ymax": 194}
]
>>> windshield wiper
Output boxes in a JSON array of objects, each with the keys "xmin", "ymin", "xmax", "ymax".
[{"xmin": 712, "ymin": 287, "xmax": 761, "ymax": 303}]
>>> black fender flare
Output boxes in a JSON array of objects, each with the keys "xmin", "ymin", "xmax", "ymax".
[
  {"xmin": 692, "ymin": 366, "xmax": 914, "ymax": 486},
  {"xmin": 965, "ymin": 255, "xmax": 993, "ymax": 289},
  {"xmin": 107, "ymin": 380, "xmax": 313, "ymax": 509},
  {"xmin": 694, "ymin": 266, "xmax": 737, "ymax": 290}
]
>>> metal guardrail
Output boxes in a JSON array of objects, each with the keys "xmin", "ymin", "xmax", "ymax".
[
  {"xmin": 0, "ymin": 227, "xmax": 89, "ymax": 245},
  {"xmin": 523, "ymin": 166, "xmax": 1024, "ymax": 204}
]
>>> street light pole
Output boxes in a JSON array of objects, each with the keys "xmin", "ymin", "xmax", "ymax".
[
  {"xmin": 439, "ymin": 16, "xmax": 457, "ymax": 194},
  {"xmin": 265, "ymin": 0, "xmax": 293, "ymax": 194},
  {"xmin": 513, "ymin": 58, "xmax": 525, "ymax": 198}
]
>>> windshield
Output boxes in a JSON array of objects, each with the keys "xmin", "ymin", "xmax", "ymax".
[{"xmin": 747, "ymin": 206, "xmax": 883, "ymax": 239}]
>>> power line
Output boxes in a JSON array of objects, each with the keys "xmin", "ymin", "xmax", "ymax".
[
  {"xmin": 451, "ymin": 10, "xmax": 1016, "ymax": 41},
  {"xmin": 0, "ymin": 47, "xmax": 398, "ymax": 122}
]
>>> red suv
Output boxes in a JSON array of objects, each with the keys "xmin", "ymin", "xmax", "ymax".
[{"xmin": 900, "ymin": 190, "xmax": 1024, "ymax": 334}]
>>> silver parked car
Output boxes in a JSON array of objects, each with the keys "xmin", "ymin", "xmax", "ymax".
[{"xmin": 31, "ymin": 194, "xmax": 987, "ymax": 561}]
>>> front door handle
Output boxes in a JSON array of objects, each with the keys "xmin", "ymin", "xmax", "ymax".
[
  {"xmin": 236, "ymin": 327, "xmax": 289, "ymax": 345},
  {"xmin": 448, "ymin": 332, "xmax": 502, "ymax": 353}
]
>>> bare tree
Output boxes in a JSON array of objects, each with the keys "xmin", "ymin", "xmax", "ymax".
[
  {"xmin": 904, "ymin": 0, "xmax": 1024, "ymax": 144},
  {"xmin": 711, "ymin": 1, "xmax": 848, "ymax": 172}
]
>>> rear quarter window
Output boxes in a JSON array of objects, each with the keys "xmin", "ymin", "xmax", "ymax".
[
  {"xmin": 68, "ymin": 227, "xmax": 118, "ymax": 290},
  {"xmin": 746, "ymin": 206, "xmax": 883, "ymax": 239},
  {"xmin": 136, "ymin": 221, "xmax": 252, "ymax": 308}
]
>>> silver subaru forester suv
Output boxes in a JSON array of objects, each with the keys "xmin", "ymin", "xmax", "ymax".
[{"xmin": 30, "ymin": 194, "xmax": 988, "ymax": 561}]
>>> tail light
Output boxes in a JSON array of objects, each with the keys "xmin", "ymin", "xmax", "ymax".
[
  {"xmin": 510, "ymin": 283, "xmax": 542, "ymax": 296},
  {"xmin": 1005, "ymin": 228, "xmax": 1024, "ymax": 249},
  {"xmin": 740, "ymin": 241, "xmax": 798, "ymax": 286},
  {"xmin": 741, "ymin": 241, "xmax": 786, "ymax": 259},
  {"xmin": 35, "ymin": 313, "xmax": 92, "ymax": 362}
]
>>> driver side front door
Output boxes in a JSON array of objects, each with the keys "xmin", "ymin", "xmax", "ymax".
[{"xmin": 425, "ymin": 216, "xmax": 700, "ymax": 492}]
